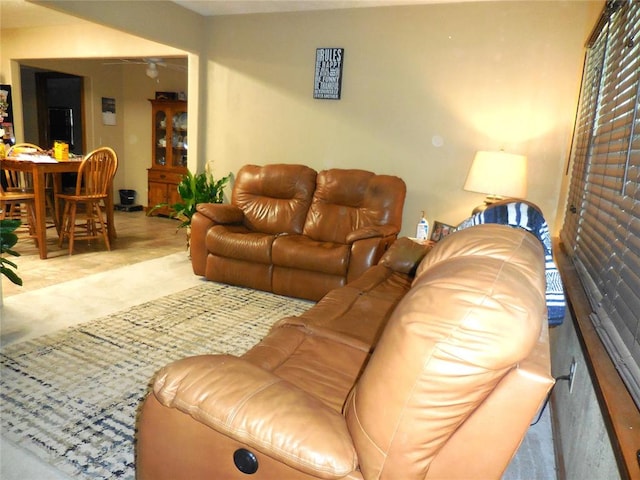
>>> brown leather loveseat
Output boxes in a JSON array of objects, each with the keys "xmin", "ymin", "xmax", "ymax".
[
  {"xmin": 137, "ymin": 224, "xmax": 555, "ymax": 479},
  {"xmin": 189, "ymin": 163, "xmax": 407, "ymax": 300}
]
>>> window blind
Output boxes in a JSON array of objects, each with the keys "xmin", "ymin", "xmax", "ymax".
[{"xmin": 561, "ymin": 0, "xmax": 640, "ymax": 408}]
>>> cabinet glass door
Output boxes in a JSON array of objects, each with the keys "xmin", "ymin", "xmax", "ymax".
[
  {"xmin": 171, "ymin": 110, "xmax": 187, "ymax": 167},
  {"xmin": 155, "ymin": 110, "xmax": 167, "ymax": 166}
]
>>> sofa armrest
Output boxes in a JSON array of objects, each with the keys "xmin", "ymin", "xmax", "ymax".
[
  {"xmin": 190, "ymin": 205, "xmax": 244, "ymax": 276},
  {"xmin": 345, "ymin": 225, "xmax": 398, "ymax": 244},
  {"xmin": 346, "ymin": 231, "xmax": 399, "ymax": 283},
  {"xmin": 378, "ymin": 237, "xmax": 434, "ymax": 275},
  {"xmin": 153, "ymin": 355, "xmax": 357, "ymax": 479},
  {"xmin": 196, "ymin": 203, "xmax": 244, "ymax": 224}
]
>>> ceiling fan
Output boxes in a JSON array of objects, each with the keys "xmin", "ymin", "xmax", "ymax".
[{"xmin": 103, "ymin": 58, "xmax": 187, "ymax": 79}]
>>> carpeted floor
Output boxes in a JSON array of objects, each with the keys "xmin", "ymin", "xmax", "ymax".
[{"xmin": 0, "ymin": 282, "xmax": 312, "ymax": 479}]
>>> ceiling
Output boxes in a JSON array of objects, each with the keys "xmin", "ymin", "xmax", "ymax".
[
  {"xmin": 172, "ymin": 0, "xmax": 443, "ymax": 16},
  {"xmin": 0, "ymin": 0, "xmax": 447, "ymax": 29}
]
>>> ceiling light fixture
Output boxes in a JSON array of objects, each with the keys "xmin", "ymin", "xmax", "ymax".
[{"xmin": 146, "ymin": 63, "xmax": 159, "ymax": 79}]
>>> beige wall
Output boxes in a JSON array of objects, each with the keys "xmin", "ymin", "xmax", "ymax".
[
  {"xmin": 1, "ymin": 22, "xmax": 188, "ymax": 205},
  {"xmin": 205, "ymin": 2, "xmax": 601, "ymax": 236},
  {"xmin": 120, "ymin": 62, "xmax": 188, "ymax": 204},
  {"xmin": 2, "ymin": 1, "xmax": 601, "ymax": 234}
]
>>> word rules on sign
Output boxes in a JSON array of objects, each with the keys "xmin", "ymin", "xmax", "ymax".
[{"xmin": 314, "ymin": 48, "xmax": 344, "ymax": 100}]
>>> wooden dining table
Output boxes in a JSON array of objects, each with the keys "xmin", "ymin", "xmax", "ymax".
[{"xmin": 1, "ymin": 156, "xmax": 116, "ymax": 259}]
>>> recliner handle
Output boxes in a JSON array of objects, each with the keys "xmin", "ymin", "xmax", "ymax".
[{"xmin": 234, "ymin": 448, "xmax": 259, "ymax": 474}]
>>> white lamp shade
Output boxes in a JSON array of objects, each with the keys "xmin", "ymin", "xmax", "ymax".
[{"xmin": 464, "ymin": 150, "xmax": 528, "ymax": 199}]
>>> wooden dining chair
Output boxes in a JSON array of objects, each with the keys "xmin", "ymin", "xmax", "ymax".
[
  {"xmin": 6, "ymin": 143, "xmax": 44, "ymax": 156},
  {"xmin": 0, "ymin": 179, "xmax": 37, "ymax": 237},
  {"xmin": 55, "ymin": 147, "xmax": 118, "ymax": 254},
  {"xmin": 3, "ymin": 143, "xmax": 60, "ymax": 234},
  {"xmin": 1, "ymin": 144, "xmax": 44, "ymax": 238}
]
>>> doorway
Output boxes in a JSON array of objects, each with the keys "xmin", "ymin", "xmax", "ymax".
[
  {"xmin": 20, "ymin": 66, "xmax": 84, "ymax": 155},
  {"xmin": 35, "ymin": 71, "xmax": 84, "ymax": 155},
  {"xmin": 20, "ymin": 67, "xmax": 84, "ymax": 189}
]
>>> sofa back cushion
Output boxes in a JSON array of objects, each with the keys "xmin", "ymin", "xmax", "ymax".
[
  {"xmin": 344, "ymin": 225, "xmax": 547, "ymax": 479},
  {"xmin": 415, "ymin": 223, "xmax": 544, "ymax": 286},
  {"xmin": 303, "ymin": 169, "xmax": 406, "ymax": 243},
  {"xmin": 232, "ymin": 164, "xmax": 317, "ymax": 235}
]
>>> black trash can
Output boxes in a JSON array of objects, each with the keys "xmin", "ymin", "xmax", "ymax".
[{"xmin": 119, "ymin": 189, "xmax": 136, "ymax": 205}]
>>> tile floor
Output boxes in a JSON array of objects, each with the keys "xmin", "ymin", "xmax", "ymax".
[{"xmin": 2, "ymin": 210, "xmax": 188, "ymax": 298}]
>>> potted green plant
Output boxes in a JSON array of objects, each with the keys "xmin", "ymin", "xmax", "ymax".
[
  {"xmin": 1, "ymin": 218, "xmax": 23, "ymax": 306},
  {"xmin": 149, "ymin": 169, "xmax": 231, "ymax": 248},
  {"xmin": 150, "ymin": 169, "xmax": 231, "ymax": 226}
]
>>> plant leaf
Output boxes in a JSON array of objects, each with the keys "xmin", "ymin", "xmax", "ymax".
[
  {"xmin": 0, "ymin": 219, "xmax": 21, "ymax": 232},
  {"xmin": 0, "ymin": 232, "xmax": 19, "ymax": 252},
  {"xmin": 1, "ymin": 247, "xmax": 21, "ymax": 258},
  {"xmin": 1, "ymin": 218, "xmax": 23, "ymax": 285},
  {"xmin": 146, "ymin": 168, "xmax": 231, "ymax": 227},
  {"xmin": 0, "ymin": 256, "xmax": 18, "ymax": 268},
  {"xmin": 0, "ymin": 266, "xmax": 23, "ymax": 286}
]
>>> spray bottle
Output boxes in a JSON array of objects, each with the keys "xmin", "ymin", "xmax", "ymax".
[{"xmin": 416, "ymin": 211, "xmax": 429, "ymax": 240}]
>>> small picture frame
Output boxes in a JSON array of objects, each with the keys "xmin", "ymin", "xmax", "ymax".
[
  {"xmin": 101, "ymin": 97, "xmax": 116, "ymax": 125},
  {"xmin": 430, "ymin": 221, "xmax": 456, "ymax": 242}
]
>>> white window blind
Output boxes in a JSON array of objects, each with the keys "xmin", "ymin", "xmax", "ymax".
[{"xmin": 561, "ymin": 0, "xmax": 640, "ymax": 408}]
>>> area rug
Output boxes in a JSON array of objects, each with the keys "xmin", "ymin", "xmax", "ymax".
[{"xmin": 0, "ymin": 282, "xmax": 313, "ymax": 479}]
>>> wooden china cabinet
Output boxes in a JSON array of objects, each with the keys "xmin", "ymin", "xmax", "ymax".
[{"xmin": 147, "ymin": 99, "xmax": 188, "ymax": 216}]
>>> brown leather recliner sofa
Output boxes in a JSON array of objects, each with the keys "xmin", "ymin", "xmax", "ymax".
[
  {"xmin": 189, "ymin": 163, "xmax": 407, "ymax": 300},
  {"xmin": 137, "ymin": 224, "xmax": 555, "ymax": 480}
]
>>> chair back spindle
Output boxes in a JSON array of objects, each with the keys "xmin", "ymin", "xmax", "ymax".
[
  {"xmin": 75, "ymin": 148, "xmax": 118, "ymax": 198},
  {"xmin": 56, "ymin": 147, "xmax": 118, "ymax": 254},
  {"xmin": 1, "ymin": 143, "xmax": 45, "ymax": 238}
]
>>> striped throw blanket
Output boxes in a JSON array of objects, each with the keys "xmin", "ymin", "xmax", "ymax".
[{"xmin": 457, "ymin": 201, "xmax": 566, "ymax": 326}]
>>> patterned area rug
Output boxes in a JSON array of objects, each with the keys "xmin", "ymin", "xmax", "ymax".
[{"xmin": 0, "ymin": 282, "xmax": 313, "ymax": 479}]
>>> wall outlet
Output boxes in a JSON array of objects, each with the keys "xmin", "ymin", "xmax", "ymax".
[{"xmin": 569, "ymin": 357, "xmax": 578, "ymax": 394}]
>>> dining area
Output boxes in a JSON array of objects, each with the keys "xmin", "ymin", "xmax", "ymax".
[{"xmin": 1, "ymin": 144, "xmax": 118, "ymax": 259}]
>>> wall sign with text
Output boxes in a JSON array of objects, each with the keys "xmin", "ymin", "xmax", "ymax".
[{"xmin": 314, "ymin": 48, "xmax": 344, "ymax": 100}]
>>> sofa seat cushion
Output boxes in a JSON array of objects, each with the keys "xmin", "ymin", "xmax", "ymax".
[
  {"xmin": 151, "ymin": 354, "xmax": 358, "ymax": 478},
  {"xmin": 242, "ymin": 326, "xmax": 369, "ymax": 413},
  {"xmin": 272, "ymin": 234, "xmax": 350, "ymax": 276},
  {"xmin": 276, "ymin": 265, "xmax": 412, "ymax": 349},
  {"xmin": 206, "ymin": 224, "xmax": 275, "ymax": 264}
]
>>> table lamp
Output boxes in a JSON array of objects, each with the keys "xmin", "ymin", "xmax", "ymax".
[{"xmin": 463, "ymin": 150, "xmax": 527, "ymax": 214}]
